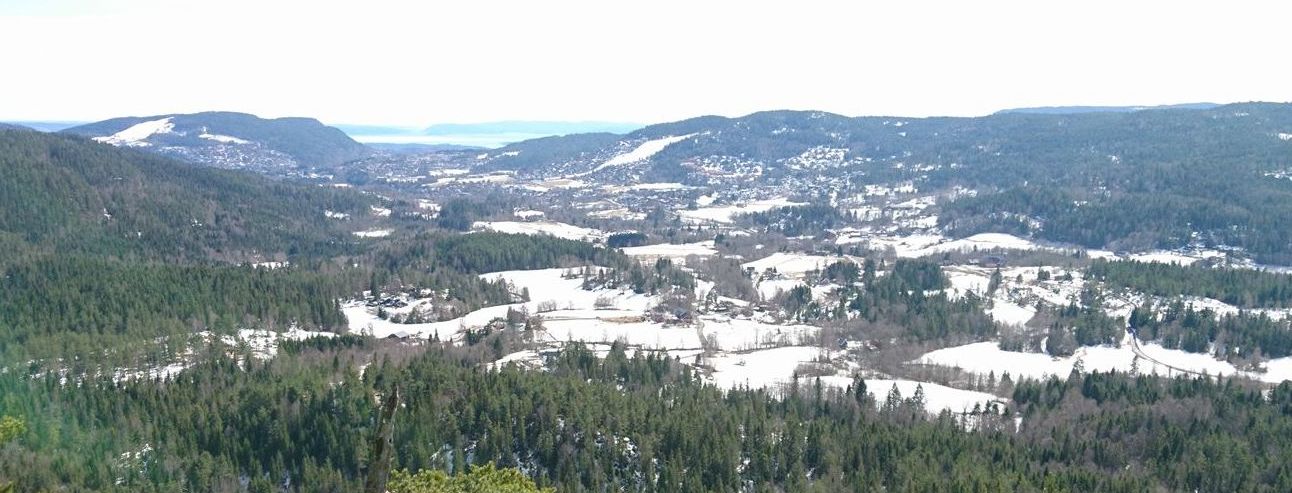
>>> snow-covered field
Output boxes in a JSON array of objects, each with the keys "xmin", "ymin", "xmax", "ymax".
[
  {"xmin": 345, "ymin": 268, "xmax": 655, "ymax": 339},
  {"xmin": 353, "ymin": 229, "xmax": 393, "ymax": 238},
  {"xmin": 93, "ymin": 117, "xmax": 174, "ymax": 147},
  {"xmin": 587, "ymin": 208, "xmax": 647, "ymax": 221},
  {"xmin": 837, "ymin": 232, "xmax": 945, "ymax": 255},
  {"xmin": 915, "ymin": 334, "xmax": 1292, "ymax": 383},
  {"xmin": 900, "ymin": 233, "xmax": 1053, "ymax": 258},
  {"xmin": 621, "ymin": 241, "xmax": 718, "ymax": 262},
  {"xmin": 677, "ymin": 197, "xmax": 806, "ymax": 224},
  {"xmin": 1127, "ymin": 251, "xmax": 1205, "ymax": 266},
  {"xmin": 855, "ymin": 378, "xmax": 1005, "ymax": 414},
  {"xmin": 755, "ymin": 278, "xmax": 807, "ymax": 300},
  {"xmin": 987, "ymin": 300, "xmax": 1037, "ymax": 326},
  {"xmin": 743, "ymin": 252, "xmax": 844, "ymax": 278},
  {"xmin": 705, "ymin": 347, "xmax": 1005, "ymax": 413},
  {"xmin": 472, "ymin": 220, "xmax": 605, "ymax": 242},
  {"xmin": 707, "ymin": 346, "xmax": 825, "ymax": 390}
]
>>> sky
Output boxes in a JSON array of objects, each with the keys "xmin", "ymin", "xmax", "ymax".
[{"xmin": 2, "ymin": 0, "xmax": 1291, "ymax": 126}]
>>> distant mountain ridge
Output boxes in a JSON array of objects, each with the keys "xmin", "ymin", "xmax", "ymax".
[
  {"xmin": 0, "ymin": 120, "xmax": 85, "ymax": 132},
  {"xmin": 420, "ymin": 121, "xmax": 642, "ymax": 135},
  {"xmin": 472, "ymin": 103, "xmax": 1292, "ymax": 183},
  {"xmin": 338, "ymin": 120, "xmax": 644, "ymax": 148},
  {"xmin": 63, "ymin": 111, "xmax": 372, "ymax": 174},
  {"xmin": 995, "ymin": 103, "xmax": 1221, "ymax": 115}
]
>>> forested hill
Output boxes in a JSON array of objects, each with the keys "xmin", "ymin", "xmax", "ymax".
[
  {"xmin": 994, "ymin": 102, "xmax": 1221, "ymax": 114},
  {"xmin": 474, "ymin": 102, "xmax": 1292, "ymax": 181},
  {"xmin": 62, "ymin": 111, "xmax": 373, "ymax": 172},
  {"xmin": 0, "ymin": 129, "xmax": 373, "ymax": 263},
  {"xmin": 467, "ymin": 102, "xmax": 1292, "ymax": 262}
]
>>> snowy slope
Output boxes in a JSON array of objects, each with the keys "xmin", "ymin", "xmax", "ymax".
[
  {"xmin": 92, "ymin": 117, "xmax": 174, "ymax": 147},
  {"xmin": 596, "ymin": 134, "xmax": 696, "ymax": 170}
]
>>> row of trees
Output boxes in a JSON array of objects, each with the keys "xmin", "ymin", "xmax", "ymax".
[
  {"xmin": 7, "ymin": 337, "xmax": 1292, "ymax": 492},
  {"xmin": 1090, "ymin": 259, "xmax": 1292, "ymax": 308}
]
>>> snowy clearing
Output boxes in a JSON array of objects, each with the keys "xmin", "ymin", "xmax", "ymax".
[
  {"xmin": 1126, "ymin": 251, "xmax": 1203, "ymax": 266},
  {"xmin": 353, "ymin": 229, "xmax": 392, "ymax": 238},
  {"xmin": 901, "ymin": 233, "xmax": 1058, "ymax": 258},
  {"xmin": 914, "ymin": 335, "xmax": 1278, "ymax": 382},
  {"xmin": 621, "ymin": 241, "xmax": 718, "ymax": 262},
  {"xmin": 597, "ymin": 134, "xmax": 696, "ymax": 170},
  {"xmin": 854, "ymin": 378, "xmax": 1006, "ymax": 414},
  {"xmin": 93, "ymin": 117, "xmax": 174, "ymax": 147},
  {"xmin": 198, "ymin": 132, "xmax": 250, "ymax": 144},
  {"xmin": 707, "ymin": 346, "xmax": 826, "ymax": 390},
  {"xmin": 743, "ymin": 252, "xmax": 844, "ymax": 278},
  {"xmin": 987, "ymin": 300, "xmax": 1037, "ymax": 326},
  {"xmin": 677, "ymin": 197, "xmax": 807, "ymax": 224},
  {"xmin": 472, "ymin": 221, "xmax": 605, "ymax": 242}
]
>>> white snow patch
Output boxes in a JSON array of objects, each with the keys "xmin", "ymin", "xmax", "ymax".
[
  {"xmin": 861, "ymin": 378, "xmax": 1005, "ymax": 414},
  {"xmin": 707, "ymin": 346, "xmax": 825, "ymax": 390},
  {"xmin": 353, "ymin": 229, "xmax": 393, "ymax": 238},
  {"xmin": 987, "ymin": 300, "xmax": 1036, "ymax": 326},
  {"xmin": 678, "ymin": 197, "xmax": 808, "ymax": 224},
  {"xmin": 917, "ymin": 337, "xmax": 1248, "ymax": 381},
  {"xmin": 472, "ymin": 221, "xmax": 605, "ymax": 242},
  {"xmin": 199, "ymin": 132, "xmax": 250, "ymax": 144},
  {"xmin": 902, "ymin": 233, "xmax": 1051, "ymax": 258},
  {"xmin": 743, "ymin": 252, "xmax": 844, "ymax": 278},
  {"xmin": 598, "ymin": 134, "xmax": 696, "ymax": 170},
  {"xmin": 755, "ymin": 279, "xmax": 807, "ymax": 300},
  {"xmin": 627, "ymin": 182, "xmax": 691, "ymax": 191},
  {"xmin": 1126, "ymin": 251, "xmax": 1203, "ymax": 266},
  {"xmin": 621, "ymin": 241, "xmax": 718, "ymax": 261},
  {"xmin": 93, "ymin": 117, "xmax": 174, "ymax": 147}
]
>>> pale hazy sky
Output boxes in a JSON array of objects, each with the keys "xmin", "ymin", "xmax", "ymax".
[{"xmin": 2, "ymin": 0, "xmax": 1290, "ymax": 126}]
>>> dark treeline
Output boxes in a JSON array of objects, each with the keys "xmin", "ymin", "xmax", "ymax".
[
  {"xmin": 920, "ymin": 104, "xmax": 1292, "ymax": 264},
  {"xmin": 371, "ymin": 232, "xmax": 693, "ymax": 302},
  {"xmin": 428, "ymin": 233, "xmax": 626, "ymax": 273},
  {"xmin": 941, "ymin": 176, "xmax": 1292, "ymax": 264},
  {"xmin": 743, "ymin": 204, "xmax": 848, "ymax": 237},
  {"xmin": 7, "ymin": 340, "xmax": 1292, "ymax": 491},
  {"xmin": 1130, "ymin": 301, "xmax": 1292, "ymax": 361},
  {"xmin": 786, "ymin": 258, "xmax": 998, "ymax": 341},
  {"xmin": 1090, "ymin": 259, "xmax": 1292, "ymax": 308},
  {"xmin": 0, "ymin": 257, "xmax": 356, "ymax": 364}
]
